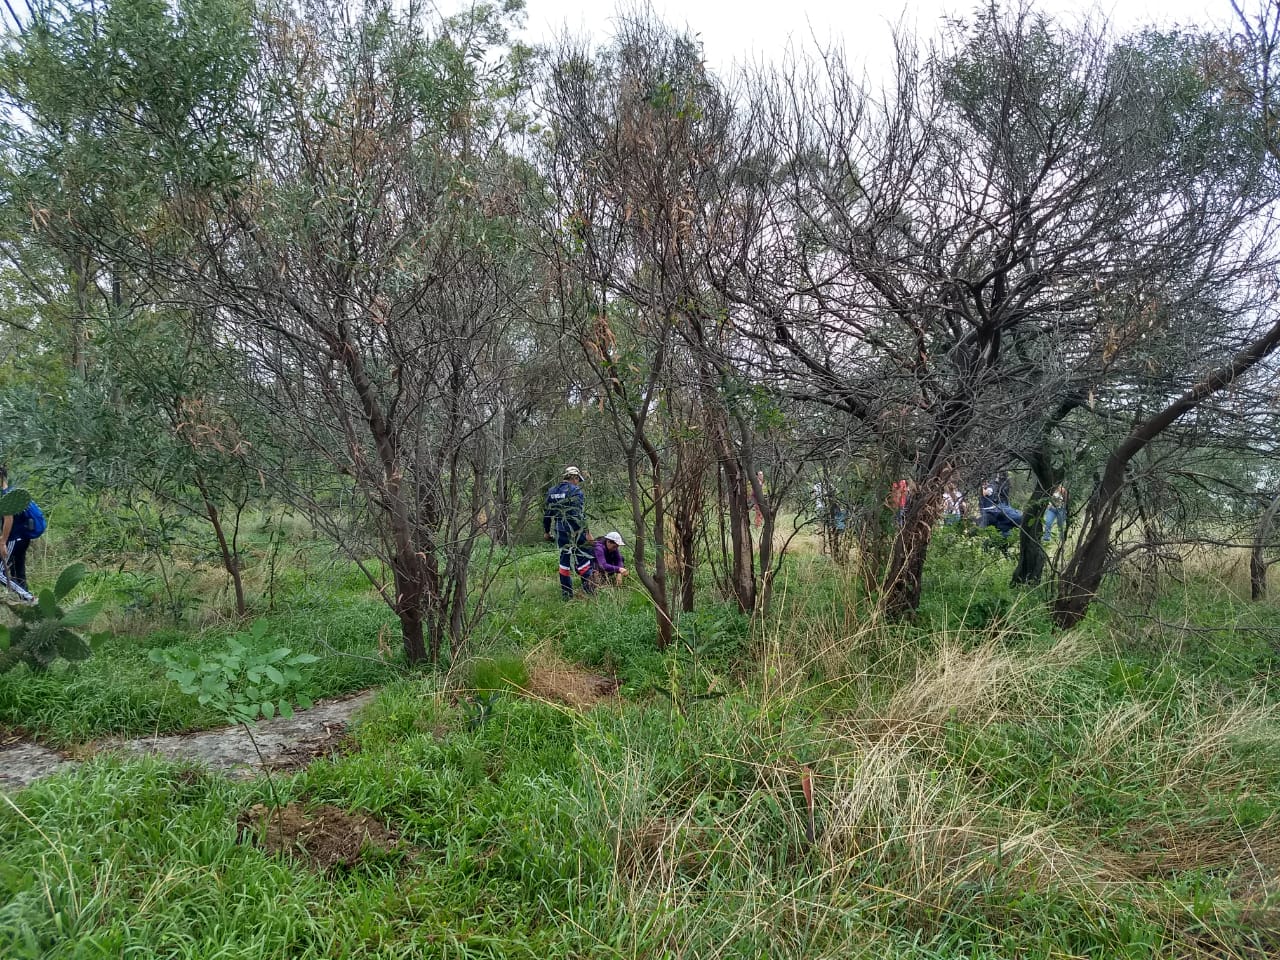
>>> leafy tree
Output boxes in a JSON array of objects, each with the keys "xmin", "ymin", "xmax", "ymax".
[{"xmin": 163, "ymin": 0, "xmax": 538, "ymax": 664}]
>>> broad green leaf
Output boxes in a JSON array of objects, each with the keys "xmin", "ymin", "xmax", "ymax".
[
  {"xmin": 55, "ymin": 630, "xmax": 91, "ymax": 662},
  {"xmin": 60, "ymin": 601, "xmax": 103, "ymax": 627},
  {"xmin": 263, "ymin": 665, "xmax": 284, "ymax": 686},
  {"xmin": 249, "ymin": 620, "xmax": 269, "ymax": 641},
  {"xmin": 53, "ymin": 564, "xmax": 88, "ymax": 602},
  {"xmin": 278, "ymin": 700, "xmax": 294, "ymax": 719},
  {"xmin": 36, "ymin": 591, "xmax": 59, "ymax": 620},
  {"xmin": 0, "ymin": 489, "xmax": 31, "ymax": 517},
  {"xmin": 291, "ymin": 653, "xmax": 320, "ymax": 665},
  {"xmin": 260, "ymin": 701, "xmax": 275, "ymax": 719},
  {"xmin": 296, "ymin": 695, "xmax": 314, "ymax": 711}
]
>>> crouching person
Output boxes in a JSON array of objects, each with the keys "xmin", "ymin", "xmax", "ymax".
[{"xmin": 592, "ymin": 531, "xmax": 628, "ymax": 586}]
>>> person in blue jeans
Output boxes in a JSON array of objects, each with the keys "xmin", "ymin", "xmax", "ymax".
[
  {"xmin": 544, "ymin": 466, "xmax": 595, "ymax": 599},
  {"xmin": 0, "ymin": 465, "xmax": 30, "ymax": 591},
  {"xmin": 1043, "ymin": 484, "xmax": 1068, "ymax": 542}
]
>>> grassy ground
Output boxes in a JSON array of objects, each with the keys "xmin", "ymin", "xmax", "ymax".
[{"xmin": 2, "ymin": 521, "xmax": 1279, "ymax": 957}]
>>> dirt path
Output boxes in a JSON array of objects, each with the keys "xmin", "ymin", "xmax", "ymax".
[{"xmin": 0, "ymin": 689, "xmax": 378, "ymax": 793}]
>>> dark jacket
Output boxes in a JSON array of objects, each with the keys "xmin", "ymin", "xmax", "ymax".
[
  {"xmin": 543, "ymin": 481, "xmax": 587, "ymax": 542},
  {"xmin": 593, "ymin": 539, "xmax": 624, "ymax": 574}
]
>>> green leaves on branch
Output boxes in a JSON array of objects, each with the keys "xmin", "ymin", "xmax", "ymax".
[
  {"xmin": 0, "ymin": 562, "xmax": 104, "ymax": 674},
  {"xmin": 149, "ymin": 618, "xmax": 319, "ymax": 725},
  {"xmin": 0, "ymin": 488, "xmax": 32, "ymax": 517}
]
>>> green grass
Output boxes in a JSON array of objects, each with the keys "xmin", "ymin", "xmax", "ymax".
[
  {"xmin": 2, "ymin": 520, "xmax": 1279, "ymax": 957},
  {"xmin": 0, "ymin": 566, "xmax": 402, "ymax": 746}
]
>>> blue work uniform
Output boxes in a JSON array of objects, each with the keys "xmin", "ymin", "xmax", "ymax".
[{"xmin": 543, "ymin": 480, "xmax": 594, "ymax": 599}]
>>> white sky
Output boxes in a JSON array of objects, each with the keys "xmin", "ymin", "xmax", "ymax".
[{"xmin": 518, "ymin": 0, "xmax": 1237, "ymax": 76}]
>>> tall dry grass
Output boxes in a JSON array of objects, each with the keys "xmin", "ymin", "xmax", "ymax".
[{"xmin": 574, "ymin": 563, "xmax": 1280, "ymax": 957}]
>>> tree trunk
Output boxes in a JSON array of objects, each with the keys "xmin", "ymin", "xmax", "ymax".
[
  {"xmin": 1011, "ymin": 449, "xmax": 1061, "ymax": 587},
  {"xmin": 884, "ymin": 478, "xmax": 945, "ymax": 619},
  {"xmin": 450, "ymin": 552, "xmax": 471, "ymax": 658},
  {"xmin": 719, "ymin": 458, "xmax": 756, "ymax": 614},
  {"xmin": 1251, "ymin": 493, "xmax": 1280, "ymax": 601},
  {"xmin": 489, "ymin": 400, "xmax": 514, "ymax": 546},
  {"xmin": 884, "ymin": 515, "xmax": 932, "ymax": 619},
  {"xmin": 199, "ymin": 491, "xmax": 247, "ymax": 617},
  {"xmin": 669, "ymin": 440, "xmax": 704, "ymax": 614},
  {"xmin": 1054, "ymin": 313, "xmax": 1280, "ymax": 628},
  {"xmin": 752, "ymin": 471, "xmax": 777, "ymax": 613},
  {"xmin": 1052, "ymin": 464, "xmax": 1125, "ymax": 628},
  {"xmin": 626, "ymin": 437, "xmax": 674, "ymax": 651},
  {"xmin": 71, "ymin": 249, "xmax": 91, "ymax": 379},
  {"xmin": 393, "ymin": 554, "xmax": 428, "ymax": 665}
]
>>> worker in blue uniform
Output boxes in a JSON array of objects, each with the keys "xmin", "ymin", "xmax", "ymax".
[{"xmin": 544, "ymin": 466, "xmax": 595, "ymax": 599}]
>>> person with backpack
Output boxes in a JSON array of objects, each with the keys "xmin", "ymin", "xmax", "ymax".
[
  {"xmin": 543, "ymin": 466, "xmax": 595, "ymax": 600},
  {"xmin": 0, "ymin": 465, "xmax": 46, "ymax": 593}
]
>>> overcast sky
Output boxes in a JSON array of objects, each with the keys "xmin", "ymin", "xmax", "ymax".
[{"xmin": 518, "ymin": 1, "xmax": 1237, "ymax": 76}]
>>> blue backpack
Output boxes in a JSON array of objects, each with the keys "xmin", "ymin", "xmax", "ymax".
[{"xmin": 19, "ymin": 500, "xmax": 46, "ymax": 539}]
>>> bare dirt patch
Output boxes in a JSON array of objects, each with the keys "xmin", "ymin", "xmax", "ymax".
[
  {"xmin": 237, "ymin": 801, "xmax": 398, "ymax": 870},
  {"xmin": 523, "ymin": 652, "xmax": 618, "ymax": 709}
]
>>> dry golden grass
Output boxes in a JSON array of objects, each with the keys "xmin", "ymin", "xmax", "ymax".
[
  {"xmin": 573, "ymin": 563, "xmax": 1280, "ymax": 958},
  {"xmin": 884, "ymin": 634, "xmax": 1081, "ymax": 728}
]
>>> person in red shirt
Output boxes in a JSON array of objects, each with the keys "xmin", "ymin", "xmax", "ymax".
[{"xmin": 888, "ymin": 479, "xmax": 910, "ymax": 527}]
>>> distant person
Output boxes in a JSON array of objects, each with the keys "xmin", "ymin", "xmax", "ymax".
[
  {"xmin": 543, "ymin": 466, "xmax": 594, "ymax": 600},
  {"xmin": 0, "ymin": 464, "xmax": 45, "ymax": 595},
  {"xmin": 979, "ymin": 480, "xmax": 1022, "ymax": 536},
  {"xmin": 887, "ymin": 479, "xmax": 910, "ymax": 527},
  {"xmin": 592, "ymin": 531, "xmax": 628, "ymax": 585},
  {"xmin": 942, "ymin": 486, "xmax": 966, "ymax": 525},
  {"xmin": 1043, "ymin": 484, "xmax": 1068, "ymax": 542},
  {"xmin": 825, "ymin": 495, "xmax": 847, "ymax": 554}
]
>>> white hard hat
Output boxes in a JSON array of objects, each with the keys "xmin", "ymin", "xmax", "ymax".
[
  {"xmin": 564, "ymin": 466, "xmax": 583, "ymax": 479},
  {"xmin": 605, "ymin": 531, "xmax": 625, "ymax": 546}
]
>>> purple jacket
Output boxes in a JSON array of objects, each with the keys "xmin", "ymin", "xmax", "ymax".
[{"xmin": 593, "ymin": 539, "xmax": 625, "ymax": 574}]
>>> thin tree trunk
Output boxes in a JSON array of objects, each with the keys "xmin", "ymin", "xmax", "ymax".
[
  {"xmin": 1055, "ymin": 316, "xmax": 1280, "ymax": 628},
  {"xmin": 884, "ymin": 476, "xmax": 945, "ymax": 619},
  {"xmin": 1251, "ymin": 493, "xmax": 1280, "ymax": 601},
  {"xmin": 627, "ymin": 441, "xmax": 673, "ymax": 651},
  {"xmin": 194, "ymin": 475, "xmax": 247, "ymax": 617},
  {"xmin": 393, "ymin": 554, "xmax": 428, "ymax": 664},
  {"xmin": 1011, "ymin": 449, "xmax": 1060, "ymax": 586},
  {"xmin": 751, "ymin": 470, "xmax": 777, "ymax": 613}
]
